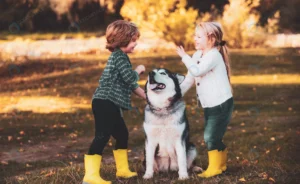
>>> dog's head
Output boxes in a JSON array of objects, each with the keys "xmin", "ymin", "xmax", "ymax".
[{"xmin": 145, "ymin": 68, "xmax": 185, "ymax": 110}]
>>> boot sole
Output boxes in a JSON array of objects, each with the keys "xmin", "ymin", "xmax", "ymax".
[{"xmin": 116, "ymin": 174, "xmax": 138, "ymax": 178}]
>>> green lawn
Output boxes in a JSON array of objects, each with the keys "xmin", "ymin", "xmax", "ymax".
[
  {"xmin": 0, "ymin": 31, "xmax": 105, "ymax": 42},
  {"xmin": 0, "ymin": 48, "xmax": 299, "ymax": 184}
]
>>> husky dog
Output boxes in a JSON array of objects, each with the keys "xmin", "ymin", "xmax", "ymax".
[{"xmin": 143, "ymin": 68, "xmax": 197, "ymax": 180}]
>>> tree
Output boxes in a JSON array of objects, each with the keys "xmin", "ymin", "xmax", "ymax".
[{"xmin": 120, "ymin": 0, "xmax": 198, "ymax": 50}]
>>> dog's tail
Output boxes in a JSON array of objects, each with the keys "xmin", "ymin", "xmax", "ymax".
[
  {"xmin": 186, "ymin": 143, "xmax": 197, "ymax": 169},
  {"xmin": 186, "ymin": 143, "xmax": 203, "ymax": 172}
]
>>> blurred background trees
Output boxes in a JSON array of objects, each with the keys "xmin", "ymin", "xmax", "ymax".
[{"xmin": 0, "ymin": 0, "xmax": 299, "ymax": 48}]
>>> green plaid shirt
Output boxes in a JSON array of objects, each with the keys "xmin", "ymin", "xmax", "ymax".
[{"xmin": 92, "ymin": 49, "xmax": 139, "ymax": 110}]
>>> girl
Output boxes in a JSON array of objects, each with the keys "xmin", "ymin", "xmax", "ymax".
[
  {"xmin": 176, "ymin": 22, "xmax": 234, "ymax": 178},
  {"xmin": 82, "ymin": 20, "xmax": 146, "ymax": 184}
]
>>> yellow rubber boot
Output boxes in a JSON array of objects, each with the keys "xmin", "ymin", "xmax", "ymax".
[
  {"xmin": 198, "ymin": 150, "xmax": 223, "ymax": 178},
  {"xmin": 113, "ymin": 149, "xmax": 137, "ymax": 178},
  {"xmin": 220, "ymin": 148, "xmax": 228, "ymax": 171},
  {"xmin": 82, "ymin": 154, "xmax": 111, "ymax": 184}
]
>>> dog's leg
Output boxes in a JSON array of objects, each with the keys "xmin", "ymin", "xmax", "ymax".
[
  {"xmin": 143, "ymin": 141, "xmax": 157, "ymax": 179},
  {"xmin": 175, "ymin": 141, "xmax": 189, "ymax": 180}
]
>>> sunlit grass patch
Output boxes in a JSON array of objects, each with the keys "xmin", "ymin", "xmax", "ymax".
[
  {"xmin": 138, "ymin": 74, "xmax": 300, "ymax": 85},
  {"xmin": 0, "ymin": 96, "xmax": 90, "ymax": 113}
]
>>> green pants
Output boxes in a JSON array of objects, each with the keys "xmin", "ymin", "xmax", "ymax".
[{"xmin": 203, "ymin": 97, "xmax": 234, "ymax": 151}]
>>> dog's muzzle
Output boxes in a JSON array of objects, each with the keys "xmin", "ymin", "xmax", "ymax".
[{"xmin": 148, "ymin": 71, "xmax": 166, "ymax": 90}]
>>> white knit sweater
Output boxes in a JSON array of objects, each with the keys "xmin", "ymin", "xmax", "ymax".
[{"xmin": 180, "ymin": 47, "xmax": 233, "ymax": 108}]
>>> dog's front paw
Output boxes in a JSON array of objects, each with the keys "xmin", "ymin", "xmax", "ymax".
[
  {"xmin": 143, "ymin": 172, "xmax": 153, "ymax": 179},
  {"xmin": 178, "ymin": 172, "xmax": 189, "ymax": 180}
]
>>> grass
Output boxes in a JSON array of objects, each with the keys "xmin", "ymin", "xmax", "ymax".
[
  {"xmin": 0, "ymin": 48, "xmax": 299, "ymax": 184},
  {"xmin": 0, "ymin": 31, "xmax": 105, "ymax": 42}
]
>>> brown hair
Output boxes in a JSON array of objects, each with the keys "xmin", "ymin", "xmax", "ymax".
[
  {"xmin": 196, "ymin": 22, "xmax": 233, "ymax": 93},
  {"xmin": 105, "ymin": 20, "xmax": 140, "ymax": 52}
]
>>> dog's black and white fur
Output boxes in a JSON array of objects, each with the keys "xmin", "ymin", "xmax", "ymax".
[{"xmin": 143, "ymin": 68, "xmax": 197, "ymax": 180}]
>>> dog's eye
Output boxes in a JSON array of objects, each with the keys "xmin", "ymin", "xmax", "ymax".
[{"xmin": 160, "ymin": 72, "xmax": 166, "ymax": 75}]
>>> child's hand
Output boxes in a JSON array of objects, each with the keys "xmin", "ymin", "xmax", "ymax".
[
  {"xmin": 135, "ymin": 65, "xmax": 145, "ymax": 75},
  {"xmin": 176, "ymin": 46, "xmax": 187, "ymax": 58},
  {"xmin": 133, "ymin": 87, "xmax": 147, "ymax": 100}
]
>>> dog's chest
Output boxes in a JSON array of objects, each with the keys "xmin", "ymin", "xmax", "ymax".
[{"xmin": 144, "ymin": 112, "xmax": 185, "ymax": 141}]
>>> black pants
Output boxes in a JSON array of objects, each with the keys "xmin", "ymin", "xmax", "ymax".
[
  {"xmin": 203, "ymin": 97, "xmax": 234, "ymax": 151},
  {"xmin": 88, "ymin": 98, "xmax": 128, "ymax": 155}
]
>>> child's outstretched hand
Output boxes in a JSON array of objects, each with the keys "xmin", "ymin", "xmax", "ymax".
[
  {"xmin": 176, "ymin": 46, "xmax": 187, "ymax": 58},
  {"xmin": 135, "ymin": 65, "xmax": 145, "ymax": 75}
]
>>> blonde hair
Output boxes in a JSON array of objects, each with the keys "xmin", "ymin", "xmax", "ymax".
[
  {"xmin": 105, "ymin": 20, "xmax": 140, "ymax": 52},
  {"xmin": 196, "ymin": 22, "xmax": 233, "ymax": 93}
]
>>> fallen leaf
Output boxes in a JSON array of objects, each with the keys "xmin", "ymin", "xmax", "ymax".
[
  {"xmin": 240, "ymin": 122, "xmax": 245, "ymax": 126},
  {"xmin": 242, "ymin": 159, "xmax": 249, "ymax": 165},
  {"xmin": 270, "ymin": 137, "xmax": 275, "ymax": 141},
  {"xmin": 1, "ymin": 161, "xmax": 8, "ymax": 165},
  {"xmin": 259, "ymin": 172, "xmax": 268, "ymax": 179},
  {"xmin": 16, "ymin": 176, "xmax": 24, "ymax": 181},
  {"xmin": 239, "ymin": 177, "xmax": 246, "ymax": 182},
  {"xmin": 269, "ymin": 177, "xmax": 275, "ymax": 182},
  {"xmin": 266, "ymin": 150, "xmax": 270, "ymax": 154},
  {"xmin": 8, "ymin": 136, "xmax": 13, "ymax": 141},
  {"xmin": 45, "ymin": 170, "xmax": 56, "ymax": 177}
]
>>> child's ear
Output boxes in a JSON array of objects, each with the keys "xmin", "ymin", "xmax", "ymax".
[{"xmin": 175, "ymin": 74, "xmax": 185, "ymax": 84}]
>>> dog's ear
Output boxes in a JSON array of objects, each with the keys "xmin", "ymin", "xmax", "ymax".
[{"xmin": 175, "ymin": 74, "xmax": 185, "ymax": 84}]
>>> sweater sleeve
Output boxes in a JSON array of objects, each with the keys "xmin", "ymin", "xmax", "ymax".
[
  {"xmin": 129, "ymin": 82, "xmax": 140, "ymax": 91},
  {"xmin": 181, "ymin": 51, "xmax": 218, "ymax": 77},
  {"xmin": 180, "ymin": 71, "xmax": 195, "ymax": 96},
  {"xmin": 115, "ymin": 55, "xmax": 139, "ymax": 86}
]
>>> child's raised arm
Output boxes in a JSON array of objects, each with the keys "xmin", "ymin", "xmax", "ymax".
[
  {"xmin": 181, "ymin": 53, "xmax": 218, "ymax": 77},
  {"xmin": 180, "ymin": 71, "xmax": 195, "ymax": 96},
  {"xmin": 115, "ymin": 56, "xmax": 140, "ymax": 86}
]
